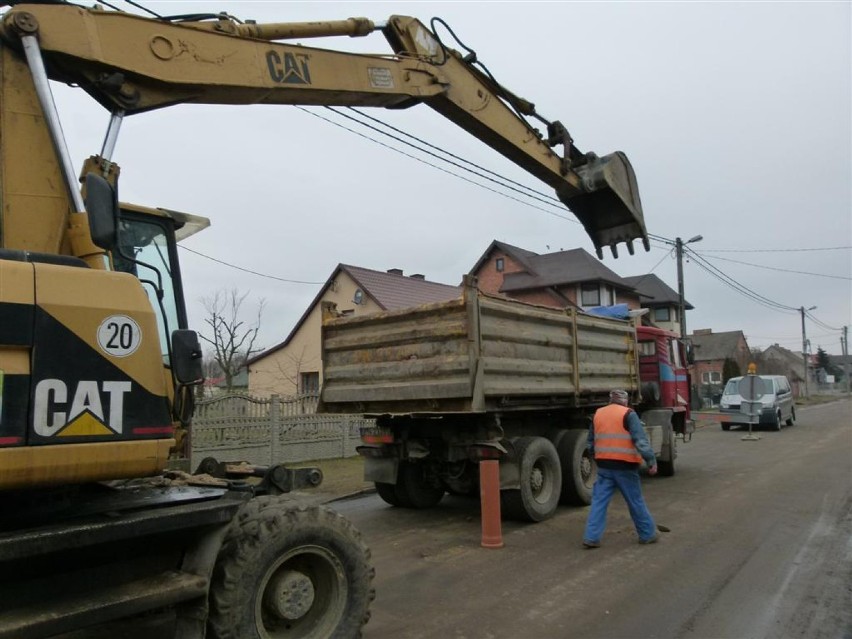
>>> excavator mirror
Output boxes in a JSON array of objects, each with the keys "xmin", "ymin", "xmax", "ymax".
[
  {"xmin": 172, "ymin": 329, "xmax": 204, "ymax": 385},
  {"xmin": 84, "ymin": 173, "xmax": 118, "ymax": 251}
]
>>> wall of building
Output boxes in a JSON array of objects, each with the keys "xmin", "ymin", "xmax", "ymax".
[
  {"xmin": 473, "ymin": 249, "xmax": 525, "ymax": 295},
  {"xmin": 249, "ymin": 272, "xmax": 381, "ymax": 397}
]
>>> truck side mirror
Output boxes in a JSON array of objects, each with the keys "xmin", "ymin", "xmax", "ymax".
[
  {"xmin": 172, "ymin": 329, "xmax": 204, "ymax": 385},
  {"xmin": 84, "ymin": 173, "xmax": 118, "ymax": 251}
]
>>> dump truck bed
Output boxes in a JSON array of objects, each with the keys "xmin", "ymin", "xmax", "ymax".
[{"xmin": 319, "ymin": 279, "xmax": 638, "ymax": 415}]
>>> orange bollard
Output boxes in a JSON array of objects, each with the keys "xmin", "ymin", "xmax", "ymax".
[{"xmin": 479, "ymin": 459, "xmax": 504, "ymax": 548}]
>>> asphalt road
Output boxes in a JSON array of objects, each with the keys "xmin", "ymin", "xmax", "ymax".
[{"xmin": 333, "ymin": 399, "xmax": 852, "ymax": 639}]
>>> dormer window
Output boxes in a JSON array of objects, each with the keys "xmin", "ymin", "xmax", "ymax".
[{"xmin": 580, "ymin": 283, "xmax": 600, "ymax": 306}]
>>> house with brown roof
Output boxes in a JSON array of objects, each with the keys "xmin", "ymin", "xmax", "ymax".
[
  {"xmin": 469, "ymin": 240, "xmax": 642, "ymax": 310},
  {"xmin": 622, "ymin": 274, "xmax": 693, "ymax": 336},
  {"xmin": 247, "ymin": 265, "xmax": 461, "ymax": 397},
  {"xmin": 689, "ymin": 328, "xmax": 751, "ymax": 406},
  {"xmin": 758, "ymin": 344, "xmax": 807, "ymax": 396}
]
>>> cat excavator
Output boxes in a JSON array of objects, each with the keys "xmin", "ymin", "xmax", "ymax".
[{"xmin": 0, "ymin": 2, "xmax": 649, "ymax": 637}]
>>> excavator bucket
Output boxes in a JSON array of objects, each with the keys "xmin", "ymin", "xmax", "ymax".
[{"xmin": 557, "ymin": 151, "xmax": 649, "ymax": 259}]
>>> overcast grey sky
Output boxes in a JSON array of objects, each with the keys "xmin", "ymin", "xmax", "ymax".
[{"xmin": 51, "ymin": 1, "xmax": 851, "ymax": 356}]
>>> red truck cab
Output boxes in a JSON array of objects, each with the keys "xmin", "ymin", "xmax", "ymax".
[{"xmin": 637, "ymin": 326, "xmax": 694, "ymax": 437}]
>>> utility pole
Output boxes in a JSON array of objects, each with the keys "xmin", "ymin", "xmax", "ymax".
[
  {"xmin": 843, "ymin": 326, "xmax": 850, "ymax": 395},
  {"xmin": 675, "ymin": 234, "xmax": 702, "ymax": 341},
  {"xmin": 800, "ymin": 305, "xmax": 816, "ymax": 398}
]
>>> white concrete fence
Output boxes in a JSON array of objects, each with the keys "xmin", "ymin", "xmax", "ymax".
[{"xmin": 190, "ymin": 392, "xmax": 374, "ymax": 469}]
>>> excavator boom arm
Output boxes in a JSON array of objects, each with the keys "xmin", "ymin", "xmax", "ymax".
[{"xmin": 0, "ymin": 2, "xmax": 647, "ymax": 257}]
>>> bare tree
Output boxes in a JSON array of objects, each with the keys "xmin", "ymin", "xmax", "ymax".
[
  {"xmin": 273, "ymin": 345, "xmax": 320, "ymax": 396},
  {"xmin": 200, "ymin": 289, "xmax": 265, "ymax": 393}
]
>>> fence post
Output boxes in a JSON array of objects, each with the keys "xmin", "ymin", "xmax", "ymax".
[{"xmin": 270, "ymin": 394, "xmax": 280, "ymax": 465}]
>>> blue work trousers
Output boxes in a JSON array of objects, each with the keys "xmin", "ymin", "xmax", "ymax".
[{"xmin": 583, "ymin": 467, "xmax": 656, "ymax": 543}]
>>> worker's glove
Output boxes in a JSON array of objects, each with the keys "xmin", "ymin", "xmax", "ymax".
[{"xmin": 648, "ymin": 465, "xmax": 658, "ymax": 476}]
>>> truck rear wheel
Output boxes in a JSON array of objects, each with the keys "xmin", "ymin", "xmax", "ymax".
[
  {"xmin": 557, "ymin": 429, "xmax": 595, "ymax": 506},
  {"xmin": 375, "ymin": 482, "xmax": 402, "ymax": 507},
  {"xmin": 395, "ymin": 460, "xmax": 445, "ymax": 509},
  {"xmin": 208, "ymin": 496, "xmax": 375, "ymax": 639},
  {"xmin": 501, "ymin": 436, "xmax": 561, "ymax": 522}
]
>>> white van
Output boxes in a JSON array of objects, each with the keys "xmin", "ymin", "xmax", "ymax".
[{"xmin": 719, "ymin": 375, "xmax": 795, "ymax": 431}]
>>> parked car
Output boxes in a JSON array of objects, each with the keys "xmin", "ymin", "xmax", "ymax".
[{"xmin": 719, "ymin": 375, "xmax": 795, "ymax": 431}]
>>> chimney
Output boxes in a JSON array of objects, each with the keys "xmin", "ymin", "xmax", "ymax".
[
  {"xmin": 694, "ymin": 329, "xmax": 712, "ymax": 336},
  {"xmin": 387, "ymin": 268, "xmax": 403, "ymax": 276},
  {"xmin": 410, "ymin": 274, "xmax": 425, "ymax": 280}
]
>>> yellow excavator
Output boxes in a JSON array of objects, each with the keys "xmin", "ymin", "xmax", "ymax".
[{"xmin": 0, "ymin": 2, "xmax": 648, "ymax": 637}]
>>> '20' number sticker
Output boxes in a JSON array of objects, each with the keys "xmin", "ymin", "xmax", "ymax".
[{"xmin": 97, "ymin": 315, "xmax": 142, "ymax": 357}]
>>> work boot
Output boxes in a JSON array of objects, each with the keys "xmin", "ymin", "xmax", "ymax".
[
  {"xmin": 639, "ymin": 535, "xmax": 658, "ymax": 545},
  {"xmin": 582, "ymin": 540, "xmax": 601, "ymax": 549}
]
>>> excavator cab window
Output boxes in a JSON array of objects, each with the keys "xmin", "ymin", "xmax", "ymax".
[{"xmin": 113, "ymin": 211, "xmax": 188, "ymax": 364}]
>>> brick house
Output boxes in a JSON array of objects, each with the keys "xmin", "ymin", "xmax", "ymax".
[
  {"xmin": 759, "ymin": 344, "xmax": 807, "ymax": 397},
  {"xmin": 689, "ymin": 329, "xmax": 751, "ymax": 407},
  {"xmin": 247, "ymin": 265, "xmax": 460, "ymax": 397},
  {"xmin": 468, "ymin": 240, "xmax": 642, "ymax": 310}
]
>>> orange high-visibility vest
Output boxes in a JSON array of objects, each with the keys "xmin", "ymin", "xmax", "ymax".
[{"xmin": 593, "ymin": 404, "xmax": 642, "ymax": 464}]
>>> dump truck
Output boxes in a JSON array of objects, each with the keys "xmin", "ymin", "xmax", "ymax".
[
  {"xmin": 320, "ymin": 276, "xmax": 694, "ymax": 522},
  {"xmin": 0, "ymin": 1, "xmax": 649, "ymax": 636}
]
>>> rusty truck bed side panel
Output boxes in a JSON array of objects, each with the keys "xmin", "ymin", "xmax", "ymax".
[{"xmin": 319, "ymin": 280, "xmax": 638, "ymax": 415}]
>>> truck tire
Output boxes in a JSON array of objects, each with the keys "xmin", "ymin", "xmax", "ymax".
[
  {"xmin": 721, "ymin": 422, "xmax": 731, "ymax": 431},
  {"xmin": 208, "ymin": 496, "xmax": 375, "ymax": 639},
  {"xmin": 556, "ymin": 429, "xmax": 596, "ymax": 506},
  {"xmin": 657, "ymin": 457, "xmax": 675, "ymax": 476},
  {"xmin": 395, "ymin": 460, "xmax": 445, "ymax": 509},
  {"xmin": 375, "ymin": 482, "xmax": 402, "ymax": 507},
  {"xmin": 501, "ymin": 436, "xmax": 561, "ymax": 522},
  {"xmin": 786, "ymin": 406, "xmax": 796, "ymax": 426}
]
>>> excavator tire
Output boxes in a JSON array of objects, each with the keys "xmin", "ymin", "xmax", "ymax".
[{"xmin": 208, "ymin": 496, "xmax": 375, "ymax": 639}]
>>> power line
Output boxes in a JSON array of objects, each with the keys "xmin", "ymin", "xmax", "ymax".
[
  {"xmin": 296, "ymin": 106, "xmax": 584, "ymax": 227},
  {"xmin": 694, "ymin": 252, "xmax": 851, "ymax": 281},
  {"xmin": 700, "ymin": 246, "xmax": 851, "ymax": 253},
  {"xmin": 179, "ymin": 246, "xmax": 324, "ymax": 285},
  {"xmin": 327, "ymin": 107, "xmax": 565, "ymax": 211},
  {"xmin": 346, "ymin": 107, "xmax": 553, "ymax": 205},
  {"xmin": 684, "ymin": 247, "xmax": 799, "ymax": 314},
  {"xmin": 805, "ymin": 310, "xmax": 844, "ymax": 332},
  {"xmin": 175, "ymin": 105, "xmax": 847, "ymax": 301}
]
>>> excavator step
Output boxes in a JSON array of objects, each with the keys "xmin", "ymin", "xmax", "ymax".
[{"xmin": 0, "ymin": 570, "xmax": 207, "ymax": 639}]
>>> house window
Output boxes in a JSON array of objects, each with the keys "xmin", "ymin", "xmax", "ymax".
[
  {"xmin": 495, "ymin": 257, "xmax": 504, "ymax": 272},
  {"xmin": 701, "ymin": 371, "xmax": 721, "ymax": 383},
  {"xmin": 601, "ymin": 285, "xmax": 613, "ymax": 306},
  {"xmin": 580, "ymin": 283, "xmax": 600, "ymax": 306},
  {"xmin": 353, "ymin": 289, "xmax": 364, "ymax": 305},
  {"xmin": 654, "ymin": 307, "xmax": 671, "ymax": 322},
  {"xmin": 300, "ymin": 372, "xmax": 319, "ymax": 394}
]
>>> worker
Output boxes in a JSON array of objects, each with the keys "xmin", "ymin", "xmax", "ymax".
[{"xmin": 582, "ymin": 389, "xmax": 658, "ymax": 548}]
